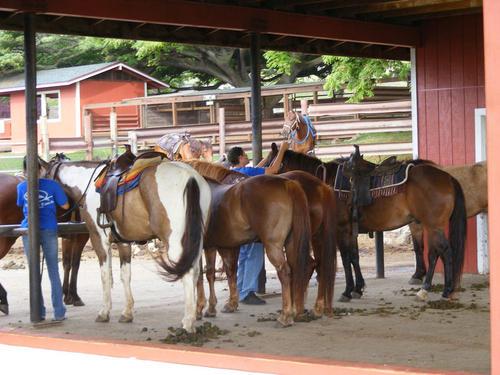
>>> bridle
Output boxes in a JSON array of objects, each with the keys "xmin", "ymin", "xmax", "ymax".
[
  {"xmin": 46, "ymin": 159, "xmax": 107, "ymax": 219},
  {"xmin": 282, "ymin": 113, "xmax": 316, "ymax": 145},
  {"xmin": 281, "ymin": 112, "xmax": 301, "ymax": 139}
]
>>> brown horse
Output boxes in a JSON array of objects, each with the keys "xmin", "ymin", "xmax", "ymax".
[
  {"xmin": 154, "ymin": 133, "xmax": 212, "ymax": 161},
  {"xmin": 263, "ymin": 144, "xmax": 467, "ymax": 301},
  {"xmin": 187, "ymin": 160, "xmax": 337, "ymax": 318},
  {"xmin": 0, "ymin": 172, "xmax": 89, "ymax": 309},
  {"xmin": 42, "ymin": 156, "xmax": 211, "ymax": 332},
  {"xmin": 409, "ymin": 161, "xmax": 487, "ymax": 284},
  {"xmin": 281, "ymin": 111, "xmax": 316, "ymax": 155},
  {"xmin": 185, "ymin": 160, "xmax": 312, "ymax": 326}
]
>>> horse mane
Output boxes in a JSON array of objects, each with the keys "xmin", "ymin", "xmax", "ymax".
[
  {"xmin": 408, "ymin": 158, "xmax": 436, "ymax": 166},
  {"xmin": 282, "ymin": 150, "xmax": 339, "ymax": 181},
  {"xmin": 184, "ymin": 160, "xmax": 245, "ymax": 183}
]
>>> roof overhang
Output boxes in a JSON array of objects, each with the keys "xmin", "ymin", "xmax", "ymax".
[
  {"xmin": 0, "ymin": 62, "xmax": 168, "ymax": 94},
  {"xmin": 0, "ymin": 0, "xmax": 420, "ymax": 60}
]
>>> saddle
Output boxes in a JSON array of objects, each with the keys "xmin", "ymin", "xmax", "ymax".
[{"xmin": 96, "ymin": 146, "xmax": 165, "ymax": 217}]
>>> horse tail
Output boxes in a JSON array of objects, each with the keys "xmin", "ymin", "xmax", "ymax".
[
  {"xmin": 157, "ymin": 177, "xmax": 204, "ymax": 281},
  {"xmin": 449, "ymin": 177, "xmax": 467, "ymax": 289},
  {"xmin": 285, "ymin": 180, "xmax": 312, "ymax": 308},
  {"xmin": 321, "ymin": 187, "xmax": 337, "ymax": 309}
]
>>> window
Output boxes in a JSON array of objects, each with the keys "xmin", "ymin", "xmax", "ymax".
[{"xmin": 37, "ymin": 91, "xmax": 60, "ymax": 121}]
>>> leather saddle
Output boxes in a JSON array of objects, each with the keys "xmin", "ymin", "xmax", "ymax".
[{"xmin": 97, "ymin": 145, "xmax": 165, "ymax": 217}]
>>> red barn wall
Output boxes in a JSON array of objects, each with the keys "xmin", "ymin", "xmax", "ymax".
[{"xmin": 417, "ymin": 14, "xmax": 485, "ymax": 273}]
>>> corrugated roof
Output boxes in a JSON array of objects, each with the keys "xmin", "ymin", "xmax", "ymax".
[{"xmin": 0, "ymin": 62, "xmax": 168, "ymax": 93}]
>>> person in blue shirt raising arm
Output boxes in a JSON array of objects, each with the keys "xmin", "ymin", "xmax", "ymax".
[
  {"xmin": 17, "ymin": 157, "xmax": 70, "ymax": 321},
  {"xmin": 226, "ymin": 140, "xmax": 289, "ymax": 305}
]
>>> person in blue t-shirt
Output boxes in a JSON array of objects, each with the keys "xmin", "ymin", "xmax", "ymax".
[
  {"xmin": 17, "ymin": 157, "xmax": 70, "ymax": 321},
  {"xmin": 226, "ymin": 141, "xmax": 289, "ymax": 305}
]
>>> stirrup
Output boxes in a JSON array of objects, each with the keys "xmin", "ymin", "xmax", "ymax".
[{"xmin": 97, "ymin": 212, "xmax": 112, "ymax": 229}]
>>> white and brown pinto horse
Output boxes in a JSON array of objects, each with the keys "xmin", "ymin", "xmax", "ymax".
[{"xmin": 42, "ymin": 158, "xmax": 211, "ymax": 332}]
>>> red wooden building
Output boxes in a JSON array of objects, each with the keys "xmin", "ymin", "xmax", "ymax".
[{"xmin": 0, "ymin": 62, "xmax": 167, "ymax": 149}]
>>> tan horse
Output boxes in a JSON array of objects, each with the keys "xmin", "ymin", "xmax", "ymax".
[
  {"xmin": 185, "ymin": 160, "xmax": 312, "ymax": 326},
  {"xmin": 281, "ymin": 111, "xmax": 316, "ymax": 154},
  {"xmin": 409, "ymin": 161, "xmax": 487, "ymax": 284}
]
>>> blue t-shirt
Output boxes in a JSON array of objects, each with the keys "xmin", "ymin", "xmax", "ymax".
[
  {"xmin": 17, "ymin": 178, "xmax": 68, "ymax": 230},
  {"xmin": 233, "ymin": 166, "xmax": 265, "ymax": 177}
]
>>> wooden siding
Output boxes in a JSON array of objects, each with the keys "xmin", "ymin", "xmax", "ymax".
[{"xmin": 417, "ymin": 14, "xmax": 485, "ymax": 273}]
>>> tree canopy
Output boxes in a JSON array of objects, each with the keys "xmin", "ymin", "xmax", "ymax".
[{"xmin": 0, "ymin": 31, "xmax": 409, "ymax": 102}]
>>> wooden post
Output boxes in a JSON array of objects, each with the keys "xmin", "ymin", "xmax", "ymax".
[
  {"xmin": 40, "ymin": 116, "xmax": 49, "ymax": 160},
  {"xmin": 24, "ymin": 12, "xmax": 42, "ymax": 323},
  {"xmin": 244, "ymin": 97, "xmax": 251, "ymax": 121},
  {"xmin": 283, "ymin": 94, "xmax": 289, "ymax": 116},
  {"xmin": 171, "ymin": 102, "xmax": 178, "ymax": 126},
  {"xmin": 110, "ymin": 107, "xmax": 118, "ymax": 157},
  {"xmin": 84, "ymin": 111, "xmax": 93, "ymax": 160},
  {"xmin": 218, "ymin": 107, "xmax": 226, "ymax": 156},
  {"xmin": 300, "ymin": 99, "xmax": 308, "ymax": 115},
  {"xmin": 128, "ymin": 131, "xmax": 138, "ymax": 155},
  {"xmin": 313, "ymin": 91, "xmax": 319, "ymax": 121}
]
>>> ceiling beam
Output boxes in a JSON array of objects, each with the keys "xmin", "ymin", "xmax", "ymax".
[{"xmin": 0, "ymin": 0, "xmax": 420, "ymax": 47}]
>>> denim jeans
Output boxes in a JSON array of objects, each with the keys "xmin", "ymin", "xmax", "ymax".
[
  {"xmin": 22, "ymin": 230, "xmax": 66, "ymax": 320},
  {"xmin": 237, "ymin": 242, "xmax": 264, "ymax": 300}
]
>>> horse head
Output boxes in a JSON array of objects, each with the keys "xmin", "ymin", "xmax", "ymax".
[{"xmin": 281, "ymin": 111, "xmax": 301, "ymax": 139}]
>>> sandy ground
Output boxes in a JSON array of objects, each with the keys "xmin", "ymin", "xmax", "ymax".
[{"xmin": 0, "ymin": 235, "xmax": 491, "ymax": 374}]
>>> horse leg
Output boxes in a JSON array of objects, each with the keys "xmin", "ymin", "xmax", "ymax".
[
  {"xmin": 0, "ymin": 282, "xmax": 8, "ymax": 315},
  {"xmin": 117, "ymin": 243, "xmax": 134, "ymax": 323},
  {"xmin": 263, "ymin": 243, "xmax": 294, "ymax": 327},
  {"xmin": 409, "ymin": 222, "xmax": 426, "ymax": 284},
  {"xmin": 350, "ymin": 241, "xmax": 365, "ymax": 299},
  {"xmin": 416, "ymin": 231, "xmax": 441, "ymax": 301},
  {"xmin": 68, "ymin": 234, "xmax": 88, "ymax": 306},
  {"xmin": 181, "ymin": 259, "xmax": 200, "ymax": 333},
  {"xmin": 220, "ymin": 247, "xmax": 239, "ymax": 313},
  {"xmin": 196, "ymin": 257, "xmax": 206, "ymax": 320},
  {"xmin": 338, "ymin": 235, "xmax": 355, "ymax": 302},
  {"xmin": 311, "ymin": 236, "xmax": 325, "ymax": 317},
  {"xmin": 95, "ymin": 243, "xmax": 112, "ymax": 323},
  {"xmin": 203, "ymin": 247, "xmax": 218, "ymax": 317},
  {"xmin": 61, "ymin": 237, "xmax": 73, "ymax": 305}
]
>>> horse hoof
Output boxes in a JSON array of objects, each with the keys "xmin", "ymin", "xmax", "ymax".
[
  {"xmin": 196, "ymin": 312, "xmax": 203, "ymax": 320},
  {"xmin": 416, "ymin": 289, "xmax": 428, "ymax": 301},
  {"xmin": 338, "ymin": 294, "xmax": 351, "ymax": 303},
  {"xmin": 204, "ymin": 310, "xmax": 217, "ymax": 318},
  {"xmin": 0, "ymin": 303, "xmax": 9, "ymax": 315},
  {"xmin": 352, "ymin": 291, "xmax": 363, "ymax": 299},
  {"xmin": 276, "ymin": 317, "xmax": 294, "ymax": 328},
  {"xmin": 118, "ymin": 315, "xmax": 133, "ymax": 323},
  {"xmin": 408, "ymin": 278, "xmax": 423, "ymax": 285},
  {"xmin": 95, "ymin": 314, "xmax": 110, "ymax": 323},
  {"xmin": 73, "ymin": 299, "xmax": 85, "ymax": 307},
  {"xmin": 222, "ymin": 304, "xmax": 236, "ymax": 313}
]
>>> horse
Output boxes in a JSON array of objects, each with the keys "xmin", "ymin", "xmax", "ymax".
[
  {"xmin": 42, "ymin": 155, "xmax": 211, "ymax": 332},
  {"xmin": 281, "ymin": 111, "xmax": 317, "ymax": 155},
  {"xmin": 0, "ymin": 172, "xmax": 89, "ymax": 310},
  {"xmin": 408, "ymin": 161, "xmax": 487, "ymax": 284},
  {"xmin": 186, "ymin": 160, "xmax": 337, "ymax": 318},
  {"xmin": 184, "ymin": 160, "xmax": 312, "ymax": 326},
  {"xmin": 154, "ymin": 132, "xmax": 213, "ymax": 161},
  {"xmin": 262, "ymin": 143, "xmax": 467, "ymax": 301}
]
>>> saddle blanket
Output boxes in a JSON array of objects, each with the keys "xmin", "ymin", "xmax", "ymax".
[
  {"xmin": 95, "ymin": 169, "xmax": 143, "ymax": 196},
  {"xmin": 334, "ymin": 162, "xmax": 413, "ymax": 201}
]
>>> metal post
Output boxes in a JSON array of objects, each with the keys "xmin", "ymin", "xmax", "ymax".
[
  {"xmin": 375, "ymin": 231, "xmax": 385, "ymax": 279},
  {"xmin": 250, "ymin": 32, "xmax": 262, "ymax": 164},
  {"xmin": 218, "ymin": 107, "xmax": 226, "ymax": 156},
  {"xmin": 24, "ymin": 12, "xmax": 42, "ymax": 323}
]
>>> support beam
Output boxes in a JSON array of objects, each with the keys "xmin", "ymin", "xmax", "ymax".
[
  {"xmin": 250, "ymin": 32, "xmax": 262, "ymax": 164},
  {"xmin": 23, "ymin": 12, "xmax": 42, "ymax": 323},
  {"xmin": 0, "ymin": 0, "xmax": 420, "ymax": 47}
]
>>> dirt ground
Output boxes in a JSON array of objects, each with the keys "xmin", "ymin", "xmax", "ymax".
[{"xmin": 0, "ymin": 235, "xmax": 491, "ymax": 374}]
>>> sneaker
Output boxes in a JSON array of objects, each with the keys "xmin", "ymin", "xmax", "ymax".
[
  {"xmin": 0, "ymin": 303, "xmax": 8, "ymax": 315},
  {"xmin": 241, "ymin": 292, "xmax": 266, "ymax": 305}
]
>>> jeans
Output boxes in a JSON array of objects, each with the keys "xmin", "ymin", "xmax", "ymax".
[
  {"xmin": 22, "ymin": 230, "xmax": 66, "ymax": 320},
  {"xmin": 237, "ymin": 242, "xmax": 264, "ymax": 300}
]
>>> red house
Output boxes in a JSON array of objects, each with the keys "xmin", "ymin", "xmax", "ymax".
[{"xmin": 0, "ymin": 62, "xmax": 168, "ymax": 149}]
